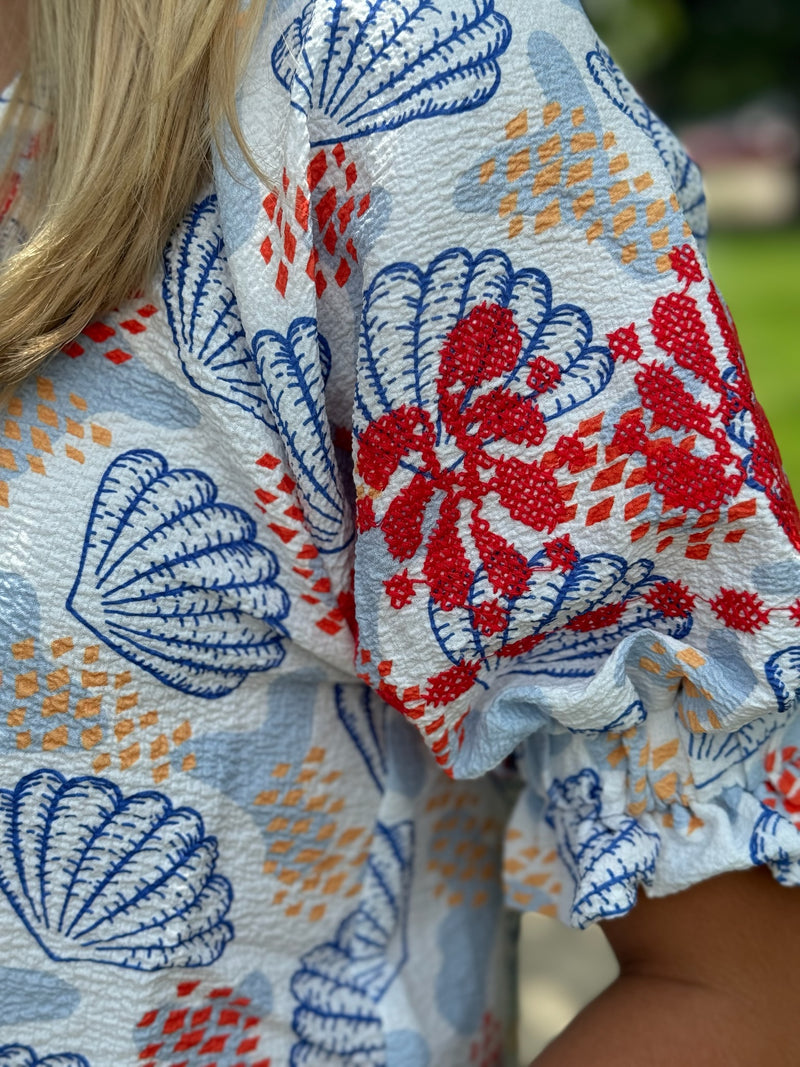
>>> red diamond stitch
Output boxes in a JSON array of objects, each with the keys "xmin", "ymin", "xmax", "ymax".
[
  {"xmin": 591, "ymin": 459, "xmax": 627, "ymax": 491},
  {"xmin": 585, "ymin": 497, "xmax": 614, "ymax": 525},
  {"xmin": 120, "ymin": 318, "xmax": 146, "ymax": 334},
  {"xmin": 624, "ymin": 493, "xmax": 650, "ymax": 520},
  {"xmin": 104, "ymin": 348, "xmax": 132, "ymax": 365},
  {"xmin": 83, "ymin": 321, "xmax": 115, "ymax": 343},
  {"xmin": 163, "ymin": 1009, "xmax": 188, "ymax": 1034}
]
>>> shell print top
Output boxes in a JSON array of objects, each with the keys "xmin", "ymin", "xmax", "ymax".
[{"xmin": 2, "ymin": 2, "xmax": 800, "ymax": 1064}]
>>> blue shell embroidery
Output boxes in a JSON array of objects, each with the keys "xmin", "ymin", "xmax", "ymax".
[
  {"xmin": 252, "ymin": 318, "xmax": 348, "ymax": 552},
  {"xmin": 67, "ymin": 449, "xmax": 290, "ymax": 698},
  {"xmin": 162, "ymin": 194, "xmax": 271, "ymax": 424},
  {"xmin": 272, "ymin": 0, "xmax": 512, "ymax": 145},
  {"xmin": 766, "ymin": 646, "xmax": 800, "ymax": 712},
  {"xmin": 356, "ymin": 245, "xmax": 612, "ymax": 426},
  {"xmin": 0, "ymin": 1048, "xmax": 89, "ymax": 1067},
  {"xmin": 290, "ymin": 820, "xmax": 414, "ymax": 1065},
  {"xmin": 546, "ymin": 768, "xmax": 660, "ymax": 927},
  {"xmin": 750, "ymin": 804, "xmax": 800, "ymax": 884},
  {"xmin": 0, "ymin": 768, "xmax": 234, "ymax": 971}
]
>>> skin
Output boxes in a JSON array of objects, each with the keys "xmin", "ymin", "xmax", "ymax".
[
  {"xmin": 2, "ymin": 1, "xmax": 798, "ymax": 1062},
  {"xmin": 532, "ymin": 866, "xmax": 800, "ymax": 1065}
]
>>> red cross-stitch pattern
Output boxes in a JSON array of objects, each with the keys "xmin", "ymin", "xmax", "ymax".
[
  {"xmin": 384, "ymin": 568, "xmax": 418, "ymax": 608},
  {"xmin": 544, "ymin": 534, "xmax": 579, "ymax": 572},
  {"xmin": 567, "ymin": 601, "xmax": 626, "ymax": 632},
  {"xmin": 606, "ymin": 244, "xmax": 800, "ymax": 544},
  {"xmin": 607, "ymin": 324, "xmax": 643, "ymax": 364},
  {"xmin": 135, "ymin": 981, "xmax": 269, "ymax": 1066},
  {"xmin": 709, "ymin": 588, "xmax": 771, "ymax": 633},
  {"xmin": 423, "ymin": 659, "xmax": 481, "ymax": 708},
  {"xmin": 707, "ymin": 277, "xmax": 800, "ymax": 549},
  {"xmin": 643, "ymin": 579, "xmax": 695, "ymax": 618}
]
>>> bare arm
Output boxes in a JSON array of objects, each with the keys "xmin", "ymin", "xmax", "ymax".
[{"xmin": 531, "ymin": 867, "xmax": 800, "ymax": 1066}]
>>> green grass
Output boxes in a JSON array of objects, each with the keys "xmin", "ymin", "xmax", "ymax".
[{"xmin": 707, "ymin": 227, "xmax": 800, "ymax": 490}]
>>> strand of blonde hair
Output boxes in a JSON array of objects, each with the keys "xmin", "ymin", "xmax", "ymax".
[{"xmin": 0, "ymin": 0, "xmax": 267, "ymax": 386}]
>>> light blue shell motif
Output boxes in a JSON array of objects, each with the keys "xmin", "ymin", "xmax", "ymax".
[
  {"xmin": 271, "ymin": 0, "xmax": 512, "ymax": 145},
  {"xmin": 546, "ymin": 768, "xmax": 660, "ymax": 927},
  {"xmin": 585, "ymin": 42, "xmax": 708, "ymax": 252},
  {"xmin": 0, "ymin": 1049, "xmax": 88, "ymax": 1067},
  {"xmin": 66, "ymin": 449, "xmax": 290, "ymax": 698},
  {"xmin": 356, "ymin": 245, "xmax": 613, "ymax": 426},
  {"xmin": 290, "ymin": 820, "xmax": 414, "ymax": 1066},
  {"xmin": 0, "ymin": 769, "xmax": 234, "ymax": 971}
]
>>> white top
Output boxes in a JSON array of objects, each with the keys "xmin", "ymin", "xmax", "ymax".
[{"xmin": 1, "ymin": 2, "xmax": 800, "ymax": 1064}]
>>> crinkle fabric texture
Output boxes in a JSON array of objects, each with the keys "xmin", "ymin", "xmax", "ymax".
[{"xmin": 2, "ymin": 1, "xmax": 800, "ymax": 1063}]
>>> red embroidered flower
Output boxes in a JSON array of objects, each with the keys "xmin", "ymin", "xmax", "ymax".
[
  {"xmin": 357, "ymin": 300, "xmax": 575, "ymax": 630},
  {"xmin": 355, "ymin": 248, "xmax": 617, "ymax": 690}
]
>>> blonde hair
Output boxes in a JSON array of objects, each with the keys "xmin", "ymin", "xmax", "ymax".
[{"xmin": 0, "ymin": 0, "xmax": 267, "ymax": 386}]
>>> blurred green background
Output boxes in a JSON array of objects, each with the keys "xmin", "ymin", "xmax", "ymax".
[
  {"xmin": 708, "ymin": 228, "xmax": 800, "ymax": 488},
  {"xmin": 520, "ymin": 1, "xmax": 800, "ymax": 1062}
]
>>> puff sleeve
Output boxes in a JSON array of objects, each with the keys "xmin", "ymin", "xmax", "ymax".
[{"xmin": 238, "ymin": 0, "xmax": 800, "ymax": 927}]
